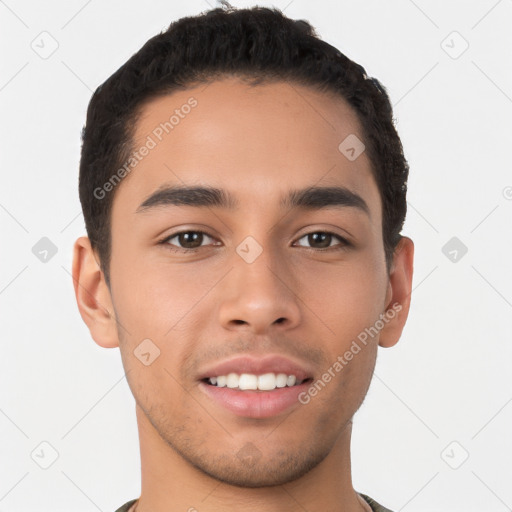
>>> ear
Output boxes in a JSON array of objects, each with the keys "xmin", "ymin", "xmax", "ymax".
[
  {"xmin": 378, "ymin": 236, "xmax": 414, "ymax": 348},
  {"xmin": 72, "ymin": 236, "xmax": 119, "ymax": 348}
]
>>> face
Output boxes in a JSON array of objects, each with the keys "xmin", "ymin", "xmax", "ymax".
[{"xmin": 108, "ymin": 77, "xmax": 392, "ymax": 487}]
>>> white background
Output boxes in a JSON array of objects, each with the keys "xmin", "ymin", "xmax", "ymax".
[{"xmin": 1, "ymin": 0, "xmax": 511, "ymax": 511}]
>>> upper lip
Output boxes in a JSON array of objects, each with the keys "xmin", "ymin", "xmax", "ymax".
[{"xmin": 197, "ymin": 354, "xmax": 314, "ymax": 382}]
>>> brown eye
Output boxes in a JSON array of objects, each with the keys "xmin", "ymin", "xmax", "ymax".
[
  {"xmin": 308, "ymin": 232, "xmax": 331, "ymax": 248},
  {"xmin": 295, "ymin": 231, "xmax": 349, "ymax": 250},
  {"xmin": 163, "ymin": 231, "xmax": 217, "ymax": 251},
  {"xmin": 177, "ymin": 232, "xmax": 203, "ymax": 248}
]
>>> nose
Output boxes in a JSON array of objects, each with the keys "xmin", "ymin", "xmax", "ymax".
[{"xmin": 218, "ymin": 246, "xmax": 302, "ymax": 335}]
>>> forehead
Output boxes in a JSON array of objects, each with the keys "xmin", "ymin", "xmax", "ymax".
[{"xmin": 114, "ymin": 77, "xmax": 381, "ymax": 219}]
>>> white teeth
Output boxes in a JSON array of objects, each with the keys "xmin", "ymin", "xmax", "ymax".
[
  {"xmin": 258, "ymin": 372, "xmax": 277, "ymax": 391},
  {"xmin": 207, "ymin": 372, "xmax": 302, "ymax": 391},
  {"xmin": 239, "ymin": 373, "xmax": 258, "ymax": 390},
  {"xmin": 226, "ymin": 373, "xmax": 239, "ymax": 388},
  {"xmin": 275, "ymin": 373, "xmax": 288, "ymax": 388}
]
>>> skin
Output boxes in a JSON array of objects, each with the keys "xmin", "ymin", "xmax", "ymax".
[{"xmin": 73, "ymin": 77, "xmax": 414, "ymax": 512}]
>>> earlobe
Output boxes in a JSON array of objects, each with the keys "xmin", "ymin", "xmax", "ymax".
[
  {"xmin": 378, "ymin": 236, "xmax": 414, "ymax": 348},
  {"xmin": 72, "ymin": 236, "xmax": 119, "ymax": 348}
]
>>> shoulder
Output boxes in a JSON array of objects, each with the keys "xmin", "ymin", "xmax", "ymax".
[
  {"xmin": 359, "ymin": 493, "xmax": 395, "ymax": 512},
  {"xmin": 114, "ymin": 498, "xmax": 138, "ymax": 512}
]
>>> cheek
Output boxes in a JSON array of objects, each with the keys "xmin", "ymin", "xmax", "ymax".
[
  {"xmin": 110, "ymin": 245, "xmax": 221, "ymax": 338},
  {"xmin": 296, "ymin": 256, "xmax": 388, "ymax": 343}
]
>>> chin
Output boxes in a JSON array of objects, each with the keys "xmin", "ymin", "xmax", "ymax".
[{"xmin": 182, "ymin": 444, "xmax": 330, "ymax": 488}]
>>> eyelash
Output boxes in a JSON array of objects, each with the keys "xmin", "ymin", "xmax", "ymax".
[{"xmin": 158, "ymin": 230, "xmax": 351, "ymax": 253}]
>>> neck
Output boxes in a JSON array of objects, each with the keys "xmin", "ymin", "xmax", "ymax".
[{"xmin": 133, "ymin": 404, "xmax": 369, "ymax": 512}]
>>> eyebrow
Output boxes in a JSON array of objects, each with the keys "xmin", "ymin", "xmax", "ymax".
[{"xmin": 136, "ymin": 184, "xmax": 370, "ymax": 216}]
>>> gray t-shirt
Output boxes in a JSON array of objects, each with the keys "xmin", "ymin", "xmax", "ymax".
[{"xmin": 115, "ymin": 493, "xmax": 394, "ymax": 511}]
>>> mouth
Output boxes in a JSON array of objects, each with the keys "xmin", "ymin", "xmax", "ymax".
[
  {"xmin": 202, "ymin": 372, "xmax": 311, "ymax": 391},
  {"xmin": 197, "ymin": 355, "xmax": 314, "ymax": 418}
]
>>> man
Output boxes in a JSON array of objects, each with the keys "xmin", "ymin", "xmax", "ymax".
[{"xmin": 72, "ymin": 4, "xmax": 414, "ymax": 511}]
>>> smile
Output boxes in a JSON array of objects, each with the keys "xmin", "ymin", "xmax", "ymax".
[{"xmin": 205, "ymin": 372, "xmax": 307, "ymax": 391}]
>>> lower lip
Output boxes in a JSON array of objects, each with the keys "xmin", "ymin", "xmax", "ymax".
[{"xmin": 198, "ymin": 381, "xmax": 310, "ymax": 418}]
